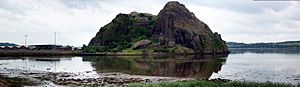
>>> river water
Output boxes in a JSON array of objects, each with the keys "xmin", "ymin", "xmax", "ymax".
[{"xmin": 0, "ymin": 49, "xmax": 299, "ymax": 85}]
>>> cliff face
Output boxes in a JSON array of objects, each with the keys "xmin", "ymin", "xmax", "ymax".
[
  {"xmin": 88, "ymin": 1, "xmax": 229, "ymax": 53},
  {"xmin": 152, "ymin": 1, "xmax": 228, "ymax": 53}
]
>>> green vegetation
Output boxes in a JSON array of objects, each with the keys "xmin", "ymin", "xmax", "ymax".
[
  {"xmin": 82, "ymin": 45, "xmax": 111, "ymax": 53},
  {"xmin": 82, "ymin": 43, "xmax": 192, "ymax": 53},
  {"xmin": 88, "ymin": 13, "xmax": 157, "ymax": 52},
  {"xmin": 213, "ymin": 39, "xmax": 227, "ymax": 51},
  {"xmin": 128, "ymin": 80, "xmax": 299, "ymax": 87},
  {"xmin": 122, "ymin": 49, "xmax": 144, "ymax": 54}
]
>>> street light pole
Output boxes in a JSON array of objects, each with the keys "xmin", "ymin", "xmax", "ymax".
[
  {"xmin": 25, "ymin": 35, "xmax": 27, "ymax": 46},
  {"xmin": 54, "ymin": 32, "xmax": 56, "ymax": 45}
]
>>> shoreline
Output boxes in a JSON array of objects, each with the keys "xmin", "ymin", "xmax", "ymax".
[
  {"xmin": 0, "ymin": 68, "xmax": 193, "ymax": 86},
  {"xmin": 128, "ymin": 80, "xmax": 300, "ymax": 87},
  {"xmin": 1, "ymin": 71, "xmax": 299, "ymax": 87},
  {"xmin": 0, "ymin": 50, "xmax": 230, "ymax": 57}
]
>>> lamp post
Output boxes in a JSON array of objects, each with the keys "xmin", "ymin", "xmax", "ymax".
[
  {"xmin": 54, "ymin": 32, "xmax": 56, "ymax": 45},
  {"xmin": 25, "ymin": 35, "xmax": 27, "ymax": 46}
]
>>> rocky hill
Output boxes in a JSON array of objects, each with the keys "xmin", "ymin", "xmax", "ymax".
[{"xmin": 87, "ymin": 1, "xmax": 229, "ymax": 54}]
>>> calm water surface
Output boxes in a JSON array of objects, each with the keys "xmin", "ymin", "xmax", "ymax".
[
  {"xmin": 210, "ymin": 52, "xmax": 300, "ymax": 84},
  {"xmin": 0, "ymin": 49, "xmax": 299, "ymax": 84}
]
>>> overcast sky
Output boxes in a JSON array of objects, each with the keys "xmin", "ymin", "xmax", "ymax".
[{"xmin": 0, "ymin": 0, "xmax": 299, "ymax": 46}]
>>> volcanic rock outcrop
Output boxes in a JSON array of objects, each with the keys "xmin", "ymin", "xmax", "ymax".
[
  {"xmin": 88, "ymin": 1, "xmax": 229, "ymax": 54},
  {"xmin": 152, "ymin": 1, "xmax": 228, "ymax": 53}
]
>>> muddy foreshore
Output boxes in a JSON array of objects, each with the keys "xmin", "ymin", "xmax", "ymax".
[{"xmin": 0, "ymin": 68, "xmax": 192, "ymax": 86}]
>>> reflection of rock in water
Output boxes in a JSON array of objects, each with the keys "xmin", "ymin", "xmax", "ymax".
[
  {"xmin": 82, "ymin": 54, "xmax": 228, "ymax": 79},
  {"xmin": 35, "ymin": 58, "xmax": 60, "ymax": 61},
  {"xmin": 27, "ymin": 56, "xmax": 73, "ymax": 61}
]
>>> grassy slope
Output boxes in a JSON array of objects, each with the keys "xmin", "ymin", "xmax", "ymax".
[
  {"xmin": 128, "ymin": 80, "xmax": 300, "ymax": 87},
  {"xmin": 89, "ymin": 12, "xmax": 156, "ymax": 49}
]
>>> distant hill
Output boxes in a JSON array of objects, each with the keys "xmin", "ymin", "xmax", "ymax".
[
  {"xmin": 0, "ymin": 42, "xmax": 18, "ymax": 46},
  {"xmin": 227, "ymin": 41, "xmax": 300, "ymax": 48}
]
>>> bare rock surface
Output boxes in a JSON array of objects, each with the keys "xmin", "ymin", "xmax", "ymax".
[
  {"xmin": 152, "ymin": 1, "xmax": 229, "ymax": 53},
  {"xmin": 133, "ymin": 39, "xmax": 152, "ymax": 49}
]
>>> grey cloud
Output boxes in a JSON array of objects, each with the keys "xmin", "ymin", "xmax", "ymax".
[
  {"xmin": 187, "ymin": 0, "xmax": 292, "ymax": 14},
  {"xmin": 0, "ymin": 1, "xmax": 25, "ymax": 15},
  {"xmin": 0, "ymin": 0, "xmax": 299, "ymax": 45},
  {"xmin": 0, "ymin": 0, "xmax": 40, "ymax": 16},
  {"xmin": 60, "ymin": 0, "xmax": 101, "ymax": 10}
]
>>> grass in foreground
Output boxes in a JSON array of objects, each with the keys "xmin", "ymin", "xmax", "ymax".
[{"xmin": 128, "ymin": 80, "xmax": 300, "ymax": 87}]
